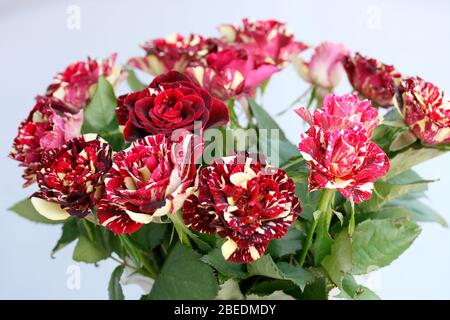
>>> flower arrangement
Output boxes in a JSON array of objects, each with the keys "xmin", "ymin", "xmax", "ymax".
[{"xmin": 9, "ymin": 18, "xmax": 449, "ymax": 300}]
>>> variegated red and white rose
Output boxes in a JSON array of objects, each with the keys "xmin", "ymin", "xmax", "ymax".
[
  {"xmin": 344, "ymin": 53, "xmax": 402, "ymax": 108},
  {"xmin": 97, "ymin": 132, "xmax": 202, "ymax": 234},
  {"xmin": 10, "ymin": 96, "xmax": 83, "ymax": 187},
  {"xmin": 294, "ymin": 42, "xmax": 349, "ymax": 90},
  {"xmin": 298, "ymin": 125, "xmax": 389, "ymax": 203},
  {"xmin": 295, "ymin": 93, "xmax": 382, "ymax": 137},
  {"xmin": 396, "ymin": 76, "xmax": 450, "ymax": 145},
  {"xmin": 31, "ymin": 134, "xmax": 112, "ymax": 220},
  {"xmin": 185, "ymin": 48, "xmax": 278, "ymax": 101},
  {"xmin": 46, "ymin": 53, "xmax": 123, "ymax": 112},
  {"xmin": 218, "ymin": 18, "xmax": 307, "ymax": 67},
  {"xmin": 182, "ymin": 154, "xmax": 301, "ymax": 263},
  {"xmin": 127, "ymin": 34, "xmax": 217, "ymax": 75}
]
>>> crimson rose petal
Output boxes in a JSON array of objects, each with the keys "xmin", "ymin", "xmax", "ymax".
[{"xmin": 116, "ymin": 71, "xmax": 229, "ymax": 141}]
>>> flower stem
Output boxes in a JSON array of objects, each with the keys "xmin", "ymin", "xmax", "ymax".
[{"xmin": 298, "ymin": 188, "xmax": 335, "ymax": 266}]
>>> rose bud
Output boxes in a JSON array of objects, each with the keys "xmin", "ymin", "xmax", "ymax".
[
  {"xmin": 97, "ymin": 133, "xmax": 201, "ymax": 233},
  {"xmin": 31, "ymin": 134, "xmax": 113, "ymax": 220},
  {"xmin": 46, "ymin": 53, "xmax": 123, "ymax": 112},
  {"xmin": 294, "ymin": 42, "xmax": 349, "ymax": 90},
  {"xmin": 10, "ymin": 96, "xmax": 83, "ymax": 187},
  {"xmin": 116, "ymin": 71, "xmax": 229, "ymax": 141},
  {"xmin": 395, "ymin": 76, "xmax": 450, "ymax": 145},
  {"xmin": 298, "ymin": 125, "xmax": 390, "ymax": 203},
  {"xmin": 185, "ymin": 48, "xmax": 278, "ymax": 101},
  {"xmin": 218, "ymin": 18, "xmax": 307, "ymax": 67},
  {"xmin": 295, "ymin": 93, "xmax": 382, "ymax": 137},
  {"xmin": 127, "ymin": 34, "xmax": 217, "ymax": 75},
  {"xmin": 344, "ymin": 53, "xmax": 402, "ymax": 107},
  {"xmin": 182, "ymin": 154, "xmax": 301, "ymax": 263}
]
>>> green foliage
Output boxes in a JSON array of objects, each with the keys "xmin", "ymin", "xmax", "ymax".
[
  {"xmin": 108, "ymin": 265, "xmax": 125, "ymax": 300},
  {"xmin": 351, "ymin": 218, "xmax": 421, "ymax": 275},
  {"xmin": 144, "ymin": 243, "xmax": 218, "ymax": 300},
  {"xmin": 52, "ymin": 219, "xmax": 80, "ymax": 256},
  {"xmin": 81, "ymin": 77, "xmax": 124, "ymax": 150}
]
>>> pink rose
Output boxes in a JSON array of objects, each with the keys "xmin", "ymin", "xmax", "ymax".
[{"xmin": 294, "ymin": 42, "xmax": 349, "ymax": 89}]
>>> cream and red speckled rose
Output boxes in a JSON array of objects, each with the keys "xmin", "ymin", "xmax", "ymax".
[
  {"xmin": 295, "ymin": 93, "xmax": 382, "ymax": 137},
  {"xmin": 396, "ymin": 76, "xmax": 450, "ymax": 145},
  {"xmin": 344, "ymin": 52, "xmax": 402, "ymax": 107},
  {"xmin": 97, "ymin": 133, "xmax": 201, "ymax": 234},
  {"xmin": 10, "ymin": 96, "xmax": 83, "ymax": 187},
  {"xmin": 218, "ymin": 18, "xmax": 307, "ymax": 67},
  {"xmin": 294, "ymin": 42, "xmax": 349, "ymax": 90},
  {"xmin": 31, "ymin": 134, "xmax": 112, "ymax": 220},
  {"xmin": 46, "ymin": 53, "xmax": 123, "ymax": 112},
  {"xmin": 127, "ymin": 34, "xmax": 217, "ymax": 75},
  {"xmin": 182, "ymin": 154, "xmax": 301, "ymax": 263},
  {"xmin": 185, "ymin": 48, "xmax": 278, "ymax": 101},
  {"xmin": 298, "ymin": 125, "xmax": 389, "ymax": 203},
  {"xmin": 116, "ymin": 71, "xmax": 229, "ymax": 141}
]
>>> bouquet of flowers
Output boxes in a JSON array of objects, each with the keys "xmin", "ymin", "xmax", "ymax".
[{"xmin": 9, "ymin": 18, "xmax": 448, "ymax": 300}]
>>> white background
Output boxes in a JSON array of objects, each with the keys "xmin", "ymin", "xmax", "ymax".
[{"xmin": 1, "ymin": 0, "xmax": 449, "ymax": 299}]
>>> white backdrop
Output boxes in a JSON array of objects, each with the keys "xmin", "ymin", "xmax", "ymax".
[{"xmin": 1, "ymin": 0, "xmax": 449, "ymax": 299}]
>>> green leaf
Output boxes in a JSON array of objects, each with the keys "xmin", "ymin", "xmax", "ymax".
[
  {"xmin": 389, "ymin": 130, "xmax": 417, "ymax": 151},
  {"xmin": 357, "ymin": 170, "xmax": 432, "ymax": 213},
  {"xmin": 201, "ymin": 248, "xmax": 247, "ymax": 279},
  {"xmin": 126, "ymin": 68, "xmax": 146, "ymax": 91},
  {"xmin": 8, "ymin": 198, "xmax": 62, "ymax": 224},
  {"xmin": 383, "ymin": 147, "xmax": 445, "ymax": 180},
  {"xmin": 351, "ymin": 218, "xmax": 421, "ymax": 275},
  {"xmin": 340, "ymin": 274, "xmax": 380, "ymax": 300},
  {"xmin": 248, "ymin": 99, "xmax": 298, "ymax": 165},
  {"xmin": 108, "ymin": 265, "xmax": 125, "ymax": 300},
  {"xmin": 73, "ymin": 234, "xmax": 110, "ymax": 263},
  {"xmin": 248, "ymin": 255, "xmax": 315, "ymax": 291},
  {"xmin": 386, "ymin": 199, "xmax": 447, "ymax": 227},
  {"xmin": 51, "ymin": 218, "xmax": 80, "ymax": 256},
  {"xmin": 295, "ymin": 183, "xmax": 321, "ymax": 221},
  {"xmin": 321, "ymin": 231, "xmax": 352, "ymax": 287},
  {"xmin": 267, "ymin": 227, "xmax": 303, "ymax": 258},
  {"xmin": 130, "ymin": 223, "xmax": 169, "ymax": 251},
  {"xmin": 145, "ymin": 243, "xmax": 218, "ymax": 299},
  {"xmin": 82, "ymin": 77, "xmax": 118, "ymax": 133}
]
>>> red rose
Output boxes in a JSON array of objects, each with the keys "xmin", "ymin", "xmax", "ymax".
[
  {"xmin": 46, "ymin": 53, "xmax": 123, "ymax": 112},
  {"xmin": 127, "ymin": 34, "xmax": 217, "ymax": 75},
  {"xmin": 116, "ymin": 71, "xmax": 229, "ymax": 141},
  {"xmin": 97, "ymin": 133, "xmax": 201, "ymax": 234},
  {"xmin": 298, "ymin": 126, "xmax": 390, "ymax": 203},
  {"xmin": 185, "ymin": 48, "xmax": 278, "ymax": 101},
  {"xmin": 10, "ymin": 96, "xmax": 83, "ymax": 187},
  {"xmin": 182, "ymin": 154, "xmax": 301, "ymax": 263},
  {"xmin": 31, "ymin": 134, "xmax": 112, "ymax": 220},
  {"xmin": 218, "ymin": 18, "xmax": 307, "ymax": 67},
  {"xmin": 295, "ymin": 93, "xmax": 381, "ymax": 137},
  {"xmin": 344, "ymin": 53, "xmax": 402, "ymax": 107},
  {"xmin": 396, "ymin": 77, "xmax": 450, "ymax": 145}
]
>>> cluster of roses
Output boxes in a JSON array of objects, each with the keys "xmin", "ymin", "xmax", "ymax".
[{"xmin": 10, "ymin": 18, "xmax": 450, "ymax": 264}]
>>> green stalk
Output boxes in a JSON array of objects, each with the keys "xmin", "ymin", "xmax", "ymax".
[{"xmin": 298, "ymin": 189, "xmax": 335, "ymax": 266}]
